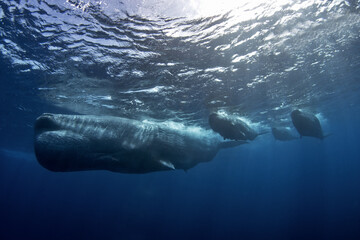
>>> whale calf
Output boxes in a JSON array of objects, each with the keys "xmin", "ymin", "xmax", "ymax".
[
  {"xmin": 209, "ymin": 112, "xmax": 261, "ymax": 141},
  {"xmin": 291, "ymin": 109, "xmax": 327, "ymax": 139},
  {"xmin": 34, "ymin": 113, "xmax": 246, "ymax": 173},
  {"xmin": 271, "ymin": 127, "xmax": 298, "ymax": 141}
]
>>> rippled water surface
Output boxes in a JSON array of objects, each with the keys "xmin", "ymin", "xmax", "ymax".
[{"xmin": 2, "ymin": 0, "xmax": 360, "ymax": 127}]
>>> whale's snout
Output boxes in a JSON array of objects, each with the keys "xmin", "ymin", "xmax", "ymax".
[
  {"xmin": 34, "ymin": 113, "xmax": 89, "ymax": 172},
  {"xmin": 34, "ymin": 113, "xmax": 61, "ymax": 135},
  {"xmin": 34, "ymin": 114, "xmax": 119, "ymax": 172},
  {"xmin": 290, "ymin": 109, "xmax": 301, "ymax": 118}
]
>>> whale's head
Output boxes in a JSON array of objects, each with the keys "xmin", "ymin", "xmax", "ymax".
[
  {"xmin": 34, "ymin": 113, "xmax": 120, "ymax": 172},
  {"xmin": 290, "ymin": 109, "xmax": 302, "ymax": 119},
  {"xmin": 35, "ymin": 114, "xmax": 90, "ymax": 172}
]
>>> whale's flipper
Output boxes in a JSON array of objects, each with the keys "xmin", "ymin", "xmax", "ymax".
[
  {"xmin": 219, "ymin": 141, "xmax": 248, "ymax": 149},
  {"xmin": 159, "ymin": 160, "xmax": 175, "ymax": 170}
]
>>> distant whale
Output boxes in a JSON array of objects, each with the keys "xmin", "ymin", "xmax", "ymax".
[
  {"xmin": 271, "ymin": 127, "xmax": 298, "ymax": 141},
  {"xmin": 208, "ymin": 112, "xmax": 262, "ymax": 141},
  {"xmin": 291, "ymin": 109, "xmax": 328, "ymax": 139},
  {"xmin": 34, "ymin": 113, "xmax": 246, "ymax": 173}
]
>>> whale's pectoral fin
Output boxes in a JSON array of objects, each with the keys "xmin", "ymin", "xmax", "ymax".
[
  {"xmin": 159, "ymin": 160, "xmax": 175, "ymax": 170},
  {"xmin": 219, "ymin": 141, "xmax": 248, "ymax": 149}
]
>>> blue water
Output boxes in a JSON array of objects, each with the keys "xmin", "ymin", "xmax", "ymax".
[{"xmin": 1, "ymin": 0, "xmax": 360, "ymax": 239}]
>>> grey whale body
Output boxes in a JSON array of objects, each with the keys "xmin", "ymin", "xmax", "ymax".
[{"xmin": 34, "ymin": 113, "xmax": 245, "ymax": 173}]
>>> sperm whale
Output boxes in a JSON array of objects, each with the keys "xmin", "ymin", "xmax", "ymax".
[
  {"xmin": 291, "ymin": 109, "xmax": 328, "ymax": 139},
  {"xmin": 209, "ymin": 112, "xmax": 263, "ymax": 141}
]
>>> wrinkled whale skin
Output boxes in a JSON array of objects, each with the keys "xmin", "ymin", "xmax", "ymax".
[
  {"xmin": 208, "ymin": 113, "xmax": 258, "ymax": 141},
  {"xmin": 271, "ymin": 127, "xmax": 298, "ymax": 141},
  {"xmin": 34, "ymin": 113, "xmax": 243, "ymax": 173},
  {"xmin": 291, "ymin": 109, "xmax": 325, "ymax": 139}
]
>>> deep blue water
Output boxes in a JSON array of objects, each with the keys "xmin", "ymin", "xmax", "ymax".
[
  {"xmin": 2, "ymin": 111, "xmax": 360, "ymax": 239},
  {"xmin": 1, "ymin": 0, "xmax": 360, "ymax": 239}
]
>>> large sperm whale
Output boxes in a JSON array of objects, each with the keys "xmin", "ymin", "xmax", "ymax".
[
  {"xmin": 34, "ymin": 113, "xmax": 246, "ymax": 173},
  {"xmin": 291, "ymin": 109, "xmax": 329, "ymax": 139}
]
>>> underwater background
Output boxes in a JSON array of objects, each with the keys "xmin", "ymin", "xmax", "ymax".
[{"xmin": 1, "ymin": 0, "xmax": 360, "ymax": 239}]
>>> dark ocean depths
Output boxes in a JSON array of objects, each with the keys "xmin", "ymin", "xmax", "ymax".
[{"xmin": 1, "ymin": 0, "xmax": 360, "ymax": 239}]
